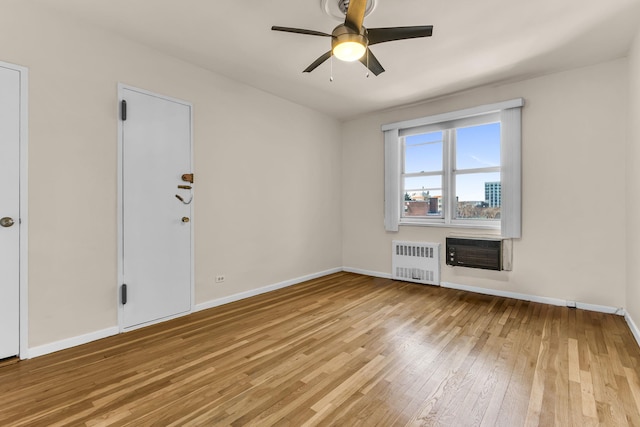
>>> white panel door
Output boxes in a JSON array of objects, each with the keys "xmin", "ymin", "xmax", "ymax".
[
  {"xmin": 121, "ymin": 87, "xmax": 192, "ymax": 329},
  {"xmin": 0, "ymin": 65, "xmax": 21, "ymax": 359}
]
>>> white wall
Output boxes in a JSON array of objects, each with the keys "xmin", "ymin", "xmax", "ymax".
[
  {"xmin": 343, "ymin": 59, "xmax": 628, "ymax": 309},
  {"xmin": 0, "ymin": 3, "xmax": 342, "ymax": 348},
  {"xmin": 627, "ymin": 29, "xmax": 640, "ymax": 328}
]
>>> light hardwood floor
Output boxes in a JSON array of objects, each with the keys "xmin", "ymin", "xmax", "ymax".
[{"xmin": 1, "ymin": 272, "xmax": 639, "ymax": 426}]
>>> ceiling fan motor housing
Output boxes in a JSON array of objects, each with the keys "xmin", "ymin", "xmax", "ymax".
[{"xmin": 331, "ymin": 24, "xmax": 368, "ymax": 50}]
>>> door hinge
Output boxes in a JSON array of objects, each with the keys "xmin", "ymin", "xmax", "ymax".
[
  {"xmin": 121, "ymin": 284, "xmax": 128, "ymax": 305},
  {"xmin": 120, "ymin": 100, "xmax": 127, "ymax": 121}
]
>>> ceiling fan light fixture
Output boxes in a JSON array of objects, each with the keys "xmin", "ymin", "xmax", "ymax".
[
  {"xmin": 333, "ymin": 40, "xmax": 366, "ymax": 61},
  {"xmin": 331, "ymin": 28, "xmax": 367, "ymax": 62}
]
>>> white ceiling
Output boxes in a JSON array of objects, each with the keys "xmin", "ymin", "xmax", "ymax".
[{"xmin": 31, "ymin": 0, "xmax": 640, "ymax": 120}]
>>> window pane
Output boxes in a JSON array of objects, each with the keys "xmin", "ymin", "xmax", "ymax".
[
  {"xmin": 404, "ymin": 132, "xmax": 443, "ymax": 174},
  {"xmin": 404, "ymin": 189, "xmax": 442, "ymax": 217},
  {"xmin": 455, "ymin": 172, "xmax": 501, "ymax": 219},
  {"xmin": 404, "ymin": 176, "xmax": 442, "ymax": 217},
  {"xmin": 456, "ymin": 123, "xmax": 500, "ymax": 170},
  {"xmin": 404, "ymin": 175, "xmax": 441, "ymax": 193}
]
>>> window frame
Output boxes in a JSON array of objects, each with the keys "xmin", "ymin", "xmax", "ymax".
[{"xmin": 383, "ymin": 99, "xmax": 523, "ymax": 237}]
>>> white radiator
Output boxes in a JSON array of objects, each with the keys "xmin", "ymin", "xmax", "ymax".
[{"xmin": 392, "ymin": 240, "xmax": 441, "ymax": 285}]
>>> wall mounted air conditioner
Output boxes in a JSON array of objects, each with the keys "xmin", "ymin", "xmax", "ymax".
[{"xmin": 445, "ymin": 237, "xmax": 511, "ymax": 271}]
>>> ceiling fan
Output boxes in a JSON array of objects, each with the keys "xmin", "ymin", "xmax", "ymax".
[{"xmin": 271, "ymin": 0, "xmax": 433, "ymax": 76}]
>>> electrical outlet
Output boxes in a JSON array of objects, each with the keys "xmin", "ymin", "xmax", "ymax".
[{"xmin": 215, "ymin": 275, "xmax": 225, "ymax": 283}]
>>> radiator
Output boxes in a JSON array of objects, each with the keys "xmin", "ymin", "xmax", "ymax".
[{"xmin": 392, "ymin": 241, "xmax": 441, "ymax": 285}]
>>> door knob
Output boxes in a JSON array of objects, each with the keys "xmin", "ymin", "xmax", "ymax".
[
  {"xmin": 0, "ymin": 217, "xmax": 15, "ymax": 228},
  {"xmin": 181, "ymin": 217, "xmax": 190, "ymax": 223}
]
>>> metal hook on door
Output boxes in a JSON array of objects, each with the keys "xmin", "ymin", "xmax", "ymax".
[{"xmin": 175, "ymin": 194, "xmax": 193, "ymax": 205}]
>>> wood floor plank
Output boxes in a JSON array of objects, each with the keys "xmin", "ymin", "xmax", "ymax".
[{"xmin": 0, "ymin": 272, "xmax": 639, "ymax": 426}]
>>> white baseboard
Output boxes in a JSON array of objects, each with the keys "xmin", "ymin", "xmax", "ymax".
[
  {"xmin": 626, "ymin": 312, "xmax": 640, "ymax": 348},
  {"xmin": 342, "ymin": 266, "xmax": 392, "ymax": 279},
  {"xmin": 195, "ymin": 267, "xmax": 343, "ymax": 312},
  {"xmin": 345, "ymin": 269, "xmax": 626, "ymax": 317},
  {"xmin": 28, "ymin": 326, "xmax": 119, "ymax": 359},
  {"xmin": 27, "ymin": 269, "xmax": 637, "ymax": 359},
  {"xmin": 343, "ymin": 269, "xmax": 624, "ymax": 314},
  {"xmin": 441, "ymin": 281, "xmax": 624, "ymax": 315},
  {"xmin": 26, "ymin": 268, "xmax": 343, "ymax": 359},
  {"xmin": 350, "ymin": 270, "xmax": 636, "ymax": 350}
]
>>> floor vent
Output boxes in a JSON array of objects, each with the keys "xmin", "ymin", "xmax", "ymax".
[{"xmin": 392, "ymin": 241, "xmax": 441, "ymax": 285}]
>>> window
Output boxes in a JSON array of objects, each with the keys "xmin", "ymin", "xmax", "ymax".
[{"xmin": 383, "ymin": 99, "xmax": 523, "ymax": 237}]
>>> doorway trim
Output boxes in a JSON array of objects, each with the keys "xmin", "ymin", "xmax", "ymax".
[
  {"xmin": 116, "ymin": 83, "xmax": 195, "ymax": 332},
  {"xmin": 0, "ymin": 60, "xmax": 29, "ymax": 359}
]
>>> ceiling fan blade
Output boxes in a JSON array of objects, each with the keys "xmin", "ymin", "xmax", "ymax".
[
  {"xmin": 359, "ymin": 48, "xmax": 385, "ymax": 76},
  {"xmin": 271, "ymin": 26, "xmax": 332, "ymax": 37},
  {"xmin": 344, "ymin": 0, "xmax": 367, "ymax": 31},
  {"xmin": 367, "ymin": 26, "xmax": 434, "ymax": 46},
  {"xmin": 303, "ymin": 51, "xmax": 333, "ymax": 73}
]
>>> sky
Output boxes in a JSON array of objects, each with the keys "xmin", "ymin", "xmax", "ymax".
[{"xmin": 404, "ymin": 122, "xmax": 500, "ymax": 202}]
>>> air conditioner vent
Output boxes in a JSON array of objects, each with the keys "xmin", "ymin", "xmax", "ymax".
[{"xmin": 446, "ymin": 237, "xmax": 502, "ymax": 271}]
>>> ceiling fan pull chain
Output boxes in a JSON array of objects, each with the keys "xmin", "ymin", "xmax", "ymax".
[
  {"xmin": 366, "ymin": 48, "xmax": 370, "ymax": 78},
  {"xmin": 330, "ymin": 53, "xmax": 334, "ymax": 82}
]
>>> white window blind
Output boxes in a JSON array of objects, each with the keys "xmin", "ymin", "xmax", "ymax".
[{"xmin": 384, "ymin": 127, "xmax": 401, "ymax": 232}]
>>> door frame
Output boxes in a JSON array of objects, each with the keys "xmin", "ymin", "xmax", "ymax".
[
  {"xmin": 0, "ymin": 60, "xmax": 29, "ymax": 359},
  {"xmin": 117, "ymin": 83, "xmax": 195, "ymax": 332}
]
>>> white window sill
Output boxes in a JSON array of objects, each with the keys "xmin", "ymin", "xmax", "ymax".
[{"xmin": 399, "ymin": 219, "xmax": 500, "ymax": 231}]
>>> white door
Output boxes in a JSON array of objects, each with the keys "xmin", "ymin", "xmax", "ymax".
[
  {"xmin": 120, "ymin": 87, "xmax": 193, "ymax": 330},
  {"xmin": 0, "ymin": 65, "xmax": 21, "ymax": 359}
]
